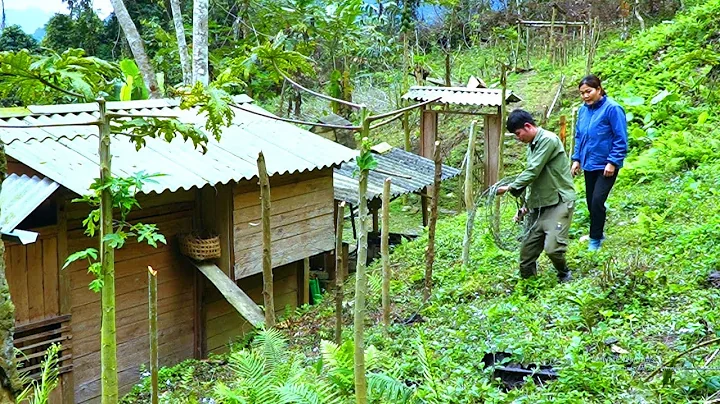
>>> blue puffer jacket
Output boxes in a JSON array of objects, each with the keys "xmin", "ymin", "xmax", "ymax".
[{"xmin": 572, "ymin": 96, "xmax": 628, "ymax": 171}]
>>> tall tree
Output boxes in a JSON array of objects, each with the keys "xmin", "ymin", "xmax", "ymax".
[
  {"xmin": 170, "ymin": 0, "xmax": 192, "ymax": 84},
  {"xmin": 0, "ymin": 25, "xmax": 37, "ymax": 52},
  {"xmin": 109, "ymin": 0, "xmax": 162, "ymax": 97},
  {"xmin": 192, "ymin": 0, "xmax": 209, "ymax": 85}
]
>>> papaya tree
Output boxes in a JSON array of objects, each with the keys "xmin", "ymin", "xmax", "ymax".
[{"xmin": 0, "ymin": 48, "xmax": 233, "ymax": 403}]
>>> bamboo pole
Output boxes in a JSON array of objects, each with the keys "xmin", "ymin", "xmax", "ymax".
[
  {"xmin": 257, "ymin": 152, "xmax": 275, "ymax": 328},
  {"xmin": 334, "ymin": 201, "xmax": 345, "ymax": 345},
  {"xmin": 353, "ymin": 107, "xmax": 371, "ymax": 404},
  {"xmin": 98, "ymin": 98, "xmax": 119, "ymax": 403},
  {"xmin": 148, "ymin": 266, "xmax": 158, "ymax": 404},
  {"xmin": 424, "ymin": 140, "xmax": 441, "ymax": 301},
  {"xmin": 462, "ymin": 122, "xmax": 478, "ymax": 267},
  {"xmin": 381, "ymin": 178, "xmax": 391, "ymax": 330}
]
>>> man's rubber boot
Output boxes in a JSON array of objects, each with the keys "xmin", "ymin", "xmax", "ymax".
[{"xmin": 558, "ymin": 268, "xmax": 572, "ymax": 283}]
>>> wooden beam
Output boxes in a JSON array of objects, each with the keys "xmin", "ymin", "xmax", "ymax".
[{"xmin": 189, "ymin": 261, "xmax": 264, "ymax": 327}]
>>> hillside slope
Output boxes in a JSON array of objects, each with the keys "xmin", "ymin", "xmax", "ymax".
[{"xmin": 122, "ymin": 1, "xmax": 720, "ymax": 402}]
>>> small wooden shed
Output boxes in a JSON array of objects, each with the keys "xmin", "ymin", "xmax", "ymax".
[{"xmin": 0, "ymin": 97, "xmax": 356, "ymax": 403}]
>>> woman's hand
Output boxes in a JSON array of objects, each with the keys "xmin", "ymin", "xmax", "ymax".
[
  {"xmin": 571, "ymin": 161, "xmax": 581, "ymax": 177},
  {"xmin": 603, "ymin": 163, "xmax": 616, "ymax": 177}
]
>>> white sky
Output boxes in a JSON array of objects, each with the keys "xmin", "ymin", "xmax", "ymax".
[{"xmin": 5, "ymin": 0, "xmax": 114, "ymax": 19}]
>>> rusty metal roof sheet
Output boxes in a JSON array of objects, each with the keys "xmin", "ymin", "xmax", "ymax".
[
  {"xmin": 334, "ymin": 147, "xmax": 461, "ymax": 205},
  {"xmin": 0, "ymin": 97, "xmax": 357, "ymax": 196},
  {"xmin": 401, "ymin": 86, "xmax": 522, "ymax": 107},
  {"xmin": 0, "ymin": 174, "xmax": 59, "ymax": 233}
]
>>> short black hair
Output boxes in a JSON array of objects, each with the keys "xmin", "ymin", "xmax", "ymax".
[{"xmin": 506, "ymin": 109, "xmax": 536, "ymax": 133}]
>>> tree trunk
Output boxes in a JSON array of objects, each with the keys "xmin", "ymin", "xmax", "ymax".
[
  {"xmin": 169, "ymin": 0, "xmax": 192, "ymax": 85},
  {"xmin": 98, "ymin": 98, "xmax": 119, "ymax": 403},
  {"xmin": 258, "ymin": 152, "xmax": 275, "ymax": 327},
  {"xmin": 354, "ymin": 109, "xmax": 370, "ymax": 404},
  {"xmin": 148, "ymin": 266, "xmax": 158, "ymax": 404},
  {"xmin": 334, "ymin": 201, "xmax": 345, "ymax": 345},
  {"xmin": 0, "ymin": 141, "xmax": 21, "ymax": 403},
  {"xmin": 192, "ymin": 0, "xmax": 209, "ymax": 85},
  {"xmin": 381, "ymin": 178, "xmax": 391, "ymax": 330},
  {"xmin": 424, "ymin": 140, "xmax": 441, "ymax": 301},
  {"xmin": 109, "ymin": 0, "xmax": 161, "ymax": 98},
  {"xmin": 634, "ymin": 0, "xmax": 646, "ymax": 31},
  {"xmin": 462, "ymin": 121, "xmax": 478, "ymax": 267}
]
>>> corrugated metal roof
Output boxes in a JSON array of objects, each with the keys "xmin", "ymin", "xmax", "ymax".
[
  {"xmin": 401, "ymin": 86, "xmax": 522, "ymax": 106},
  {"xmin": 334, "ymin": 147, "xmax": 461, "ymax": 205},
  {"xmin": 0, "ymin": 174, "xmax": 59, "ymax": 233},
  {"xmin": 0, "ymin": 97, "xmax": 357, "ymax": 196}
]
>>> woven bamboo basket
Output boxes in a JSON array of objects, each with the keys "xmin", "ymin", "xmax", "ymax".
[{"xmin": 178, "ymin": 232, "xmax": 221, "ymax": 261}]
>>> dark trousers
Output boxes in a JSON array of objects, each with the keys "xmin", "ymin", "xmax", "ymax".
[
  {"xmin": 584, "ymin": 169, "xmax": 618, "ymax": 240},
  {"xmin": 519, "ymin": 201, "xmax": 574, "ymax": 278}
]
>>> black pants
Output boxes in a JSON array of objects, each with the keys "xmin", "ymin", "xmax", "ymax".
[{"xmin": 584, "ymin": 169, "xmax": 618, "ymax": 240}]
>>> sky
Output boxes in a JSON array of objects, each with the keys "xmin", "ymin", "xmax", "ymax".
[
  {"xmin": 5, "ymin": 0, "xmax": 113, "ymax": 17},
  {"xmin": 4, "ymin": 0, "xmax": 114, "ymax": 34}
]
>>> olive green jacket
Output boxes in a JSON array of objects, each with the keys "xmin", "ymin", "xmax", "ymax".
[{"xmin": 509, "ymin": 128, "xmax": 576, "ymax": 209}]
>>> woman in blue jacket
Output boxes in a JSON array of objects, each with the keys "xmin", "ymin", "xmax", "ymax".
[{"xmin": 571, "ymin": 75, "xmax": 628, "ymax": 251}]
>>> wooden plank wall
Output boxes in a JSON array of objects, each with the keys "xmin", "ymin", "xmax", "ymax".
[
  {"xmin": 4, "ymin": 228, "xmax": 60, "ymax": 325},
  {"xmin": 233, "ymin": 169, "xmax": 336, "ymax": 279},
  {"xmin": 204, "ymin": 262, "xmax": 298, "ymax": 355},
  {"xmin": 64, "ymin": 190, "xmax": 197, "ymax": 403}
]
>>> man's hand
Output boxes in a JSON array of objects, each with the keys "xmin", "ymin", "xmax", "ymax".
[
  {"xmin": 514, "ymin": 207, "xmax": 529, "ymax": 223},
  {"xmin": 603, "ymin": 163, "xmax": 616, "ymax": 177},
  {"xmin": 496, "ymin": 185, "xmax": 510, "ymax": 195},
  {"xmin": 571, "ymin": 161, "xmax": 581, "ymax": 177}
]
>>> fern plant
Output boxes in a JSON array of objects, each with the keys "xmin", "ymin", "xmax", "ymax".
[
  {"xmin": 17, "ymin": 344, "xmax": 61, "ymax": 404},
  {"xmin": 214, "ymin": 329, "xmax": 416, "ymax": 404}
]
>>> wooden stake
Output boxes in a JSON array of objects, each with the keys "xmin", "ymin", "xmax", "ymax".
[
  {"xmin": 462, "ymin": 122, "xmax": 478, "ymax": 267},
  {"xmin": 559, "ymin": 115, "xmax": 567, "ymax": 147},
  {"xmin": 549, "ymin": 7, "xmax": 557, "ymax": 63},
  {"xmin": 424, "ymin": 140, "xmax": 441, "ymax": 301},
  {"xmin": 257, "ymin": 152, "xmax": 275, "ymax": 327},
  {"xmin": 147, "ymin": 266, "xmax": 158, "ymax": 404},
  {"xmin": 570, "ymin": 107, "xmax": 578, "ymax": 162},
  {"xmin": 334, "ymin": 201, "xmax": 345, "ymax": 345},
  {"xmin": 381, "ymin": 178, "xmax": 391, "ymax": 330}
]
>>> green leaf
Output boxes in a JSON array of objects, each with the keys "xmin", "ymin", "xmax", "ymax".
[
  {"xmin": 103, "ymin": 232, "xmax": 127, "ymax": 249},
  {"xmin": 63, "ymin": 248, "xmax": 98, "ymax": 269},
  {"xmin": 650, "ymin": 90, "xmax": 671, "ymax": 105},
  {"xmin": 626, "ymin": 112, "xmax": 634, "ymax": 123},
  {"xmin": 622, "ymin": 96, "xmax": 645, "ymax": 107},
  {"xmin": 89, "ymin": 278, "xmax": 104, "ymax": 293},
  {"xmin": 698, "ymin": 111, "xmax": 709, "ymax": 125}
]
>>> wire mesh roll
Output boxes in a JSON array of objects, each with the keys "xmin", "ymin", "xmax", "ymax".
[{"xmin": 478, "ymin": 176, "xmax": 535, "ymax": 251}]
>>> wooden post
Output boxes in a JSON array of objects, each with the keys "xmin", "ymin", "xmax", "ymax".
[
  {"xmin": 462, "ymin": 122, "xmax": 478, "ymax": 267},
  {"xmin": 335, "ymin": 201, "xmax": 345, "ymax": 344},
  {"xmin": 257, "ymin": 152, "xmax": 275, "ymax": 327},
  {"xmin": 559, "ymin": 115, "xmax": 567, "ymax": 147},
  {"xmin": 302, "ymin": 257, "xmax": 310, "ymax": 306},
  {"xmin": 420, "ymin": 108, "xmax": 437, "ymax": 226},
  {"xmin": 353, "ymin": 107, "xmax": 371, "ymax": 404},
  {"xmin": 381, "ymin": 178, "xmax": 391, "ymax": 330},
  {"xmin": 424, "ymin": 141, "xmax": 441, "ymax": 301},
  {"xmin": 402, "ymin": 109, "xmax": 411, "ymax": 205},
  {"xmin": 483, "ymin": 114, "xmax": 502, "ymax": 189},
  {"xmin": 147, "ymin": 266, "xmax": 158, "ymax": 404},
  {"xmin": 549, "ymin": 7, "xmax": 557, "ymax": 63},
  {"xmin": 500, "ymin": 65, "xmax": 507, "ymax": 180},
  {"xmin": 98, "ymin": 97, "xmax": 119, "ymax": 403}
]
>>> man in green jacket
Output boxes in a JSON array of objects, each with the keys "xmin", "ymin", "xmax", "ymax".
[{"xmin": 497, "ymin": 109, "xmax": 576, "ymax": 282}]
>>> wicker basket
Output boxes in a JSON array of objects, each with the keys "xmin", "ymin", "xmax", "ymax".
[{"xmin": 178, "ymin": 232, "xmax": 221, "ymax": 261}]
